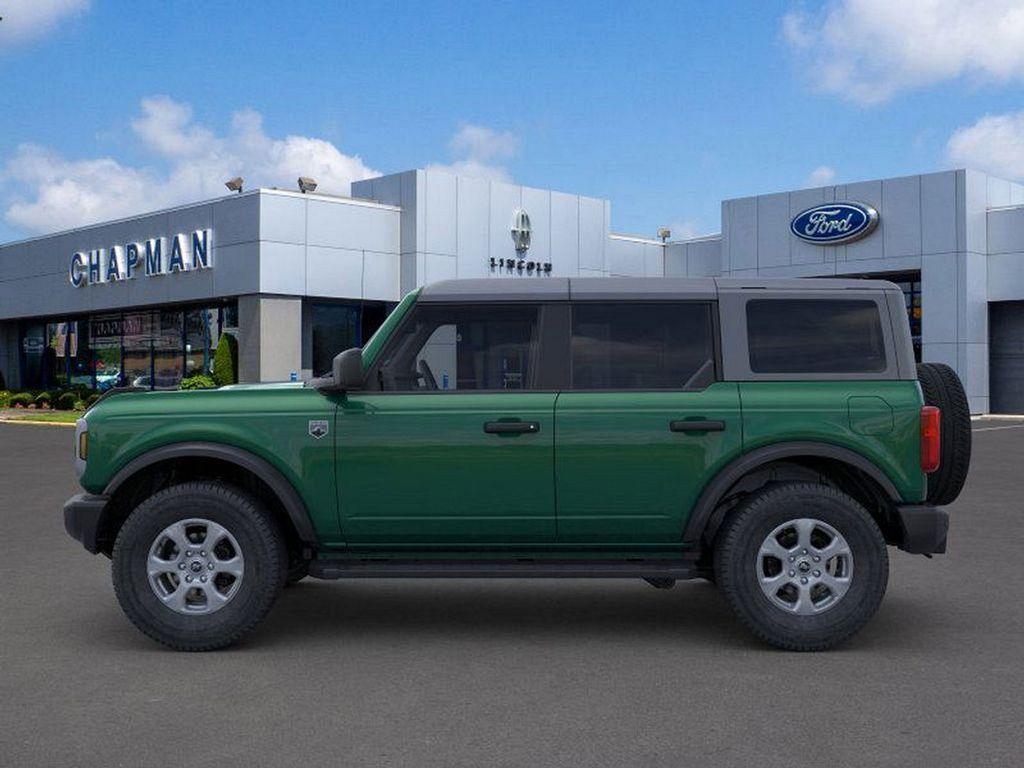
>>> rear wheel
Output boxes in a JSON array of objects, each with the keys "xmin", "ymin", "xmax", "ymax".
[
  {"xmin": 917, "ymin": 362, "xmax": 971, "ymax": 505},
  {"xmin": 112, "ymin": 481, "xmax": 287, "ymax": 651},
  {"xmin": 714, "ymin": 483, "xmax": 888, "ymax": 651}
]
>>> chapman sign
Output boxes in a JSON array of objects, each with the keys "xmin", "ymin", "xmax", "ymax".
[
  {"xmin": 790, "ymin": 202, "xmax": 878, "ymax": 245},
  {"xmin": 69, "ymin": 229, "xmax": 212, "ymax": 287}
]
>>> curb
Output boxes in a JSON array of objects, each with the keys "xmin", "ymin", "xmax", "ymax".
[{"xmin": 0, "ymin": 418, "xmax": 77, "ymax": 428}]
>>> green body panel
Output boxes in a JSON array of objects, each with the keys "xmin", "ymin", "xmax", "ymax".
[
  {"xmin": 554, "ymin": 383, "xmax": 743, "ymax": 542},
  {"xmin": 80, "ymin": 384, "xmax": 343, "ymax": 539},
  {"xmin": 738, "ymin": 381, "xmax": 926, "ymax": 503},
  {"xmin": 361, "ymin": 288, "xmax": 420, "ymax": 371},
  {"xmin": 335, "ymin": 392, "xmax": 557, "ymax": 543},
  {"xmin": 76, "ymin": 290, "xmax": 928, "ymax": 557}
]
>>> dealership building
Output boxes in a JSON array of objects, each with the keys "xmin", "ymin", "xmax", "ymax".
[{"xmin": 1, "ymin": 167, "xmax": 1022, "ymax": 413}]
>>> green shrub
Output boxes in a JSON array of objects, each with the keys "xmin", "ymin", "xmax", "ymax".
[
  {"xmin": 85, "ymin": 393, "xmax": 101, "ymax": 408},
  {"xmin": 0, "ymin": 390, "xmax": 9, "ymax": 408},
  {"xmin": 56, "ymin": 392, "xmax": 78, "ymax": 410},
  {"xmin": 180, "ymin": 374, "xmax": 217, "ymax": 390},
  {"xmin": 212, "ymin": 332, "xmax": 238, "ymax": 386},
  {"xmin": 35, "ymin": 391, "xmax": 53, "ymax": 408},
  {"xmin": 10, "ymin": 392, "xmax": 33, "ymax": 408}
]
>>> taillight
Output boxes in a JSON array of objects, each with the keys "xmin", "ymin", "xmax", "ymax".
[{"xmin": 920, "ymin": 405, "xmax": 941, "ymax": 473}]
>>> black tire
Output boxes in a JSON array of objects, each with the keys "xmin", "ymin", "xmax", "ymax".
[
  {"xmin": 917, "ymin": 362, "xmax": 971, "ymax": 505},
  {"xmin": 714, "ymin": 483, "xmax": 888, "ymax": 651},
  {"xmin": 112, "ymin": 481, "xmax": 287, "ymax": 651}
]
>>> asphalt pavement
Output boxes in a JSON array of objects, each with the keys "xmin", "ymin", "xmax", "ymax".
[{"xmin": 1, "ymin": 420, "xmax": 1023, "ymax": 767}]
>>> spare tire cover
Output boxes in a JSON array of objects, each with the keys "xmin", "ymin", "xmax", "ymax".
[{"xmin": 917, "ymin": 362, "xmax": 971, "ymax": 506}]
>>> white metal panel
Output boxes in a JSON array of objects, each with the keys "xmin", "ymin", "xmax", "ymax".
[
  {"xmin": 423, "ymin": 252, "xmax": 457, "ymax": 284},
  {"xmin": 921, "ymin": 251, "xmax": 958, "ymax": 344},
  {"xmin": 839, "ymin": 180, "xmax": 882, "ymax": 263},
  {"xmin": 259, "ymin": 193, "xmax": 306, "ymax": 245},
  {"xmin": 211, "ymin": 241, "xmax": 261, "ymax": 296},
  {"xmin": 578, "ymin": 196, "xmax": 606, "ymax": 271},
  {"xmin": 755, "ymin": 192, "xmax": 790, "ymax": 268},
  {"xmin": 726, "ymin": 196, "xmax": 756, "ymax": 270},
  {"xmin": 305, "ymin": 245, "xmax": 363, "ymax": 298},
  {"xmin": 920, "ymin": 171, "xmax": 958, "ymax": 256},
  {"xmin": 550, "ymin": 191, "xmax": 580, "ymax": 275},
  {"xmin": 664, "ymin": 242, "xmax": 687, "ymax": 276},
  {"xmin": 259, "ymin": 241, "xmax": 306, "ymax": 295},
  {"xmin": 986, "ymin": 207, "xmax": 1024, "ymax": 255},
  {"xmin": 881, "ymin": 175, "xmax": 922, "ymax": 259},
  {"xmin": 424, "ymin": 170, "xmax": 458, "ymax": 256},
  {"xmin": 362, "ymin": 250, "xmax": 401, "ymax": 301},
  {"xmin": 306, "ymin": 198, "xmax": 400, "ymax": 254},
  {"xmin": 455, "ymin": 176, "xmax": 490, "ymax": 279},
  {"xmin": 606, "ymin": 237, "xmax": 646, "ymax": 276},
  {"xmin": 987, "ymin": 252, "xmax": 1024, "ymax": 301}
]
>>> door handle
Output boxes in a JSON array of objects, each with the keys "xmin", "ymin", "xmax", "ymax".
[
  {"xmin": 669, "ymin": 419, "xmax": 725, "ymax": 433},
  {"xmin": 484, "ymin": 421, "xmax": 540, "ymax": 435}
]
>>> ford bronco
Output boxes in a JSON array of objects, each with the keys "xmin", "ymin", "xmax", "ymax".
[{"xmin": 63, "ymin": 277, "xmax": 971, "ymax": 651}]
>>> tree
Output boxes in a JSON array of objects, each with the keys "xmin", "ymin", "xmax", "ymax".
[{"xmin": 212, "ymin": 332, "xmax": 238, "ymax": 386}]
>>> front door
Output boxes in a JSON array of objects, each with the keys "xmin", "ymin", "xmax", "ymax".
[
  {"xmin": 554, "ymin": 301, "xmax": 742, "ymax": 542},
  {"xmin": 337, "ymin": 301, "xmax": 557, "ymax": 544}
]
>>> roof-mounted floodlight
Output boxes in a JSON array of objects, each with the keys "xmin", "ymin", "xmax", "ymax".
[
  {"xmin": 225, "ymin": 177, "xmax": 244, "ymax": 194},
  {"xmin": 298, "ymin": 177, "xmax": 318, "ymax": 194}
]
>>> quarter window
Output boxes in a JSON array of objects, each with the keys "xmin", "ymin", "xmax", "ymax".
[
  {"xmin": 570, "ymin": 302, "xmax": 715, "ymax": 390},
  {"xmin": 746, "ymin": 299, "xmax": 887, "ymax": 374},
  {"xmin": 377, "ymin": 304, "xmax": 541, "ymax": 391}
]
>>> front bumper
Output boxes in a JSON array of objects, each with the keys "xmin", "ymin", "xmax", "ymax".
[
  {"xmin": 895, "ymin": 504, "xmax": 949, "ymax": 554},
  {"xmin": 63, "ymin": 493, "xmax": 109, "ymax": 554}
]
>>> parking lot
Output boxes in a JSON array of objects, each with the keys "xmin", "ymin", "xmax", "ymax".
[{"xmin": 1, "ymin": 421, "xmax": 1023, "ymax": 767}]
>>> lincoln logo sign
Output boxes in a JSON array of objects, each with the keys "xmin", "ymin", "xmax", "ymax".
[
  {"xmin": 790, "ymin": 202, "xmax": 878, "ymax": 245},
  {"xmin": 69, "ymin": 229, "xmax": 212, "ymax": 287}
]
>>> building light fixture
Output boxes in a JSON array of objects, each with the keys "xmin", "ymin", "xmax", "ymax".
[
  {"xmin": 225, "ymin": 177, "xmax": 244, "ymax": 194},
  {"xmin": 298, "ymin": 177, "xmax": 318, "ymax": 194}
]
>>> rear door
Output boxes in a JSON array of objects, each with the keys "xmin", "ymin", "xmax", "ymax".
[
  {"xmin": 337, "ymin": 301, "xmax": 558, "ymax": 544},
  {"xmin": 554, "ymin": 301, "xmax": 742, "ymax": 543}
]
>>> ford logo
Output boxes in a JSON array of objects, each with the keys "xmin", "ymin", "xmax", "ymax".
[{"xmin": 790, "ymin": 202, "xmax": 879, "ymax": 245}]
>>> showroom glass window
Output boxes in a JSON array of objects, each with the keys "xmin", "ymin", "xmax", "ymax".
[
  {"xmin": 746, "ymin": 299, "xmax": 886, "ymax": 373},
  {"xmin": 376, "ymin": 304, "xmax": 541, "ymax": 391},
  {"xmin": 311, "ymin": 303, "xmax": 361, "ymax": 377},
  {"xmin": 570, "ymin": 302, "xmax": 715, "ymax": 389}
]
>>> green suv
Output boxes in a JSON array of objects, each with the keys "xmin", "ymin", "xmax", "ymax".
[{"xmin": 63, "ymin": 278, "xmax": 971, "ymax": 651}]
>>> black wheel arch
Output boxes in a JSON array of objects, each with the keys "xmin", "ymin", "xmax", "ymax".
[
  {"xmin": 683, "ymin": 441, "xmax": 903, "ymax": 549},
  {"xmin": 98, "ymin": 442, "xmax": 317, "ymax": 555}
]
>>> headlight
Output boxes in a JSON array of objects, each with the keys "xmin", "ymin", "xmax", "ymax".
[{"xmin": 74, "ymin": 418, "xmax": 88, "ymax": 477}]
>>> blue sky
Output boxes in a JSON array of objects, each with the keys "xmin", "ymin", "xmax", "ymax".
[{"xmin": 2, "ymin": 0, "xmax": 1024, "ymax": 244}]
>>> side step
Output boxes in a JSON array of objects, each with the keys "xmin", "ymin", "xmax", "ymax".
[{"xmin": 309, "ymin": 558, "xmax": 698, "ymax": 580}]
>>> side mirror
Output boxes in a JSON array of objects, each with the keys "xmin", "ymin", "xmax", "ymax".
[
  {"xmin": 310, "ymin": 347, "xmax": 363, "ymax": 392},
  {"xmin": 333, "ymin": 347, "xmax": 364, "ymax": 390}
]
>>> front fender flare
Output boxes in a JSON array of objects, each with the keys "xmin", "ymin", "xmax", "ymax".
[{"xmin": 103, "ymin": 441, "xmax": 317, "ymax": 544}]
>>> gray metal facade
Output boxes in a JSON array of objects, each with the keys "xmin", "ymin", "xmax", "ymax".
[{"xmin": 3, "ymin": 166, "xmax": 1024, "ymax": 412}]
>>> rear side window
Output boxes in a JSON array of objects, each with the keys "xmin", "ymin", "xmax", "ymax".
[
  {"xmin": 571, "ymin": 302, "xmax": 715, "ymax": 389},
  {"xmin": 746, "ymin": 299, "xmax": 886, "ymax": 374}
]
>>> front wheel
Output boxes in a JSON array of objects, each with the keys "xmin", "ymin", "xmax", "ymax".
[
  {"xmin": 714, "ymin": 483, "xmax": 888, "ymax": 651},
  {"xmin": 112, "ymin": 481, "xmax": 287, "ymax": 651}
]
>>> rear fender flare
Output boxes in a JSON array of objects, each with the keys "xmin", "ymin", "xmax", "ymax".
[{"xmin": 683, "ymin": 441, "xmax": 902, "ymax": 546}]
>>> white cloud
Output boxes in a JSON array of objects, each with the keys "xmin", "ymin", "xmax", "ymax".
[
  {"xmin": 805, "ymin": 165, "xmax": 836, "ymax": 186},
  {"xmin": 783, "ymin": 1, "xmax": 1024, "ymax": 104},
  {"xmin": 426, "ymin": 123, "xmax": 518, "ymax": 181},
  {"xmin": 1, "ymin": 95, "xmax": 379, "ymax": 233},
  {"xmin": 0, "ymin": 0, "xmax": 89, "ymax": 46},
  {"xmin": 667, "ymin": 221, "xmax": 708, "ymax": 241},
  {"xmin": 947, "ymin": 110, "xmax": 1024, "ymax": 178}
]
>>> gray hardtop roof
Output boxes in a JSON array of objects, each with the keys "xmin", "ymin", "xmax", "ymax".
[{"xmin": 418, "ymin": 276, "xmax": 898, "ymax": 302}]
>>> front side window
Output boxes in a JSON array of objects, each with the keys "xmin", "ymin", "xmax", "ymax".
[
  {"xmin": 377, "ymin": 304, "xmax": 541, "ymax": 391},
  {"xmin": 570, "ymin": 302, "xmax": 715, "ymax": 390},
  {"xmin": 746, "ymin": 299, "xmax": 887, "ymax": 374}
]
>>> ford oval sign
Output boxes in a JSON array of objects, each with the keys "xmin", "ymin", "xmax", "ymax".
[{"xmin": 790, "ymin": 202, "xmax": 879, "ymax": 245}]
